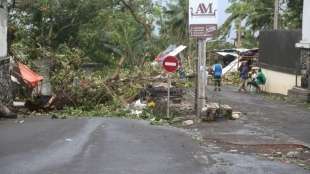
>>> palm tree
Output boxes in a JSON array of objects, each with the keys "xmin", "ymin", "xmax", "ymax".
[
  {"xmin": 220, "ymin": 0, "xmax": 274, "ymax": 37},
  {"xmin": 219, "ymin": 0, "xmax": 274, "ymax": 47},
  {"xmin": 161, "ymin": 0, "xmax": 188, "ymax": 44}
]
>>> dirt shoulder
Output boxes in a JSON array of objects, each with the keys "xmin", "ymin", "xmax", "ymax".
[{"xmin": 178, "ymin": 85, "xmax": 310, "ymax": 169}]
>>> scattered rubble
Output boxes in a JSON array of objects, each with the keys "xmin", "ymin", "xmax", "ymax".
[
  {"xmin": 298, "ymin": 163, "xmax": 306, "ymax": 167},
  {"xmin": 130, "ymin": 100, "xmax": 147, "ymax": 111},
  {"xmin": 232, "ymin": 112, "xmax": 241, "ymax": 120},
  {"xmin": 65, "ymin": 138, "xmax": 73, "ymax": 142},
  {"xmin": 182, "ymin": 120, "xmax": 194, "ymax": 126},
  {"xmin": 229, "ymin": 149, "xmax": 238, "ymax": 153},
  {"xmin": 286, "ymin": 151, "xmax": 300, "ymax": 158},
  {"xmin": 130, "ymin": 110, "xmax": 143, "ymax": 116},
  {"xmin": 272, "ymin": 152, "xmax": 283, "ymax": 157},
  {"xmin": 200, "ymin": 102, "xmax": 236, "ymax": 122}
]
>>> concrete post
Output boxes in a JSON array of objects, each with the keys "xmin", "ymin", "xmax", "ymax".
[
  {"xmin": 196, "ymin": 39, "xmax": 206, "ymax": 117},
  {"xmin": 296, "ymin": 0, "xmax": 310, "ymax": 48},
  {"xmin": 296, "ymin": 0, "xmax": 310, "ymax": 90},
  {"xmin": 273, "ymin": 0, "xmax": 279, "ymax": 30},
  {"xmin": 287, "ymin": 0, "xmax": 310, "ymax": 102},
  {"xmin": 301, "ymin": 0, "xmax": 310, "ymax": 45},
  {"xmin": 0, "ymin": 0, "xmax": 8, "ymax": 58},
  {"xmin": 0, "ymin": 0, "xmax": 12, "ymax": 104}
]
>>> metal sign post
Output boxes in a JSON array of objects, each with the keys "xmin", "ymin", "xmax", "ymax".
[
  {"xmin": 189, "ymin": 0, "xmax": 218, "ymax": 117},
  {"xmin": 162, "ymin": 56, "xmax": 179, "ymax": 119},
  {"xmin": 167, "ymin": 73, "xmax": 171, "ymax": 118}
]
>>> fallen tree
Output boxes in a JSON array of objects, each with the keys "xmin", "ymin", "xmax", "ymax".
[{"xmin": 0, "ymin": 103, "xmax": 17, "ymax": 119}]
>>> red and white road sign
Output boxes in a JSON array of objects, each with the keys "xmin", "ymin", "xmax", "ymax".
[{"xmin": 163, "ymin": 56, "xmax": 179, "ymax": 73}]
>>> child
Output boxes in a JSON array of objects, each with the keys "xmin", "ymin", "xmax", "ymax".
[{"xmin": 212, "ymin": 61, "xmax": 223, "ymax": 91}]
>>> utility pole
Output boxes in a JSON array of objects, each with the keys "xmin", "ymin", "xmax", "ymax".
[
  {"xmin": 189, "ymin": 0, "xmax": 218, "ymax": 117},
  {"xmin": 236, "ymin": 19, "xmax": 242, "ymax": 48},
  {"xmin": 196, "ymin": 39, "xmax": 206, "ymax": 117},
  {"xmin": 274, "ymin": 0, "xmax": 279, "ymax": 30}
]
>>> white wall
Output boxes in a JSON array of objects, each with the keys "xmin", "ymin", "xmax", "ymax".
[
  {"xmin": 296, "ymin": 0, "xmax": 310, "ymax": 48},
  {"xmin": 262, "ymin": 68, "xmax": 301, "ymax": 95},
  {"xmin": 0, "ymin": 1, "xmax": 8, "ymax": 58},
  {"xmin": 302, "ymin": 0, "xmax": 310, "ymax": 43}
]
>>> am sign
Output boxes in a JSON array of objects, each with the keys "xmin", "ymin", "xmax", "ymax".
[{"xmin": 189, "ymin": 0, "xmax": 218, "ymax": 38}]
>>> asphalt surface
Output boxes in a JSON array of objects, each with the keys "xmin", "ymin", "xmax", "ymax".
[
  {"xmin": 0, "ymin": 118, "xmax": 309, "ymax": 174},
  {"xmin": 206, "ymin": 85, "xmax": 310, "ymax": 146},
  {"xmin": 0, "ymin": 118, "xmax": 207, "ymax": 174}
]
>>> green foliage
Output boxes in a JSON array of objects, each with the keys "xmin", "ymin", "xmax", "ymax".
[
  {"xmin": 10, "ymin": 0, "xmax": 161, "ymax": 67},
  {"xmin": 219, "ymin": 0, "xmax": 303, "ymax": 48},
  {"xmin": 9, "ymin": 0, "xmax": 305, "ymax": 119},
  {"xmin": 56, "ymin": 105, "xmax": 163, "ymax": 123},
  {"xmin": 161, "ymin": 0, "xmax": 188, "ymax": 44},
  {"xmin": 206, "ymin": 41, "xmax": 235, "ymax": 51},
  {"xmin": 50, "ymin": 44, "xmax": 86, "ymax": 89},
  {"xmin": 283, "ymin": 0, "xmax": 303, "ymax": 29}
]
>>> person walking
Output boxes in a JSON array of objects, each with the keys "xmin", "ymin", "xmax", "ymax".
[
  {"xmin": 212, "ymin": 61, "xmax": 223, "ymax": 91},
  {"xmin": 238, "ymin": 61, "xmax": 249, "ymax": 92}
]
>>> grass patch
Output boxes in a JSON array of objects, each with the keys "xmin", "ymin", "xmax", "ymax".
[
  {"xmin": 52, "ymin": 104, "xmax": 173, "ymax": 126},
  {"xmin": 261, "ymin": 92, "xmax": 288, "ymax": 102}
]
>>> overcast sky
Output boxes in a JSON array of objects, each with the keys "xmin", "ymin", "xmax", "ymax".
[
  {"xmin": 153, "ymin": 0, "xmax": 231, "ymax": 38},
  {"xmin": 153, "ymin": 0, "xmax": 230, "ymax": 26}
]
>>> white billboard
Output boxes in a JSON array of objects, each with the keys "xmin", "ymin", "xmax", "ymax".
[{"xmin": 189, "ymin": 0, "xmax": 218, "ymax": 38}]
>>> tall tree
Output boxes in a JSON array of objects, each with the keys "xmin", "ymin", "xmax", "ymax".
[
  {"xmin": 283, "ymin": 0, "xmax": 303, "ymax": 29},
  {"xmin": 161, "ymin": 0, "xmax": 188, "ymax": 44},
  {"xmin": 10, "ymin": 0, "xmax": 157, "ymax": 66}
]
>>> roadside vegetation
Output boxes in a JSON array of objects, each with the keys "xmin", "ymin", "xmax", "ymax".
[{"xmin": 8, "ymin": 0, "xmax": 304, "ymax": 119}]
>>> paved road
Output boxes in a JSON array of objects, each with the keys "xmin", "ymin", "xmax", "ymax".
[
  {"xmin": 0, "ymin": 118, "xmax": 207, "ymax": 174},
  {"xmin": 206, "ymin": 86, "xmax": 310, "ymax": 145},
  {"xmin": 0, "ymin": 118, "xmax": 309, "ymax": 174}
]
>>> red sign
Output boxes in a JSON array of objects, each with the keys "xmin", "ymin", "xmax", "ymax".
[{"xmin": 163, "ymin": 56, "xmax": 179, "ymax": 73}]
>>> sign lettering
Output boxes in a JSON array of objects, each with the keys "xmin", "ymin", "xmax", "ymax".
[
  {"xmin": 191, "ymin": 3, "xmax": 216, "ymax": 16},
  {"xmin": 189, "ymin": 0, "xmax": 218, "ymax": 38}
]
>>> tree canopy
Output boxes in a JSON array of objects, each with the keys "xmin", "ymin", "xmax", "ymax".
[{"xmin": 9, "ymin": 0, "xmax": 304, "ymax": 64}]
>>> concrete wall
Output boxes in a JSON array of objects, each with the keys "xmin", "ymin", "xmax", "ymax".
[
  {"xmin": 0, "ymin": 59, "xmax": 12, "ymax": 104},
  {"xmin": 302, "ymin": 0, "xmax": 310, "ymax": 43},
  {"xmin": 262, "ymin": 68, "xmax": 301, "ymax": 95},
  {"xmin": 0, "ymin": 1, "xmax": 8, "ymax": 57},
  {"xmin": 0, "ymin": 1, "xmax": 11, "ymax": 104}
]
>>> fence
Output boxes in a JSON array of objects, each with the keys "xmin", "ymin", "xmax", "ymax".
[{"xmin": 259, "ymin": 30, "xmax": 301, "ymax": 75}]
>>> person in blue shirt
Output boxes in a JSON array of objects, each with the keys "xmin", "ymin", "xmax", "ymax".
[{"xmin": 212, "ymin": 61, "xmax": 223, "ymax": 91}]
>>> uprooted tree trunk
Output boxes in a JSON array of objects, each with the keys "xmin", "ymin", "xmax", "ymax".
[
  {"xmin": 103, "ymin": 56, "xmax": 128, "ymax": 106},
  {"xmin": 0, "ymin": 103, "xmax": 17, "ymax": 119},
  {"xmin": 102, "ymin": 83, "xmax": 127, "ymax": 107},
  {"xmin": 106, "ymin": 56, "xmax": 125, "ymax": 82}
]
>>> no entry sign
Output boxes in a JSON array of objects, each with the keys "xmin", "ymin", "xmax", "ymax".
[
  {"xmin": 162, "ymin": 56, "xmax": 179, "ymax": 119},
  {"xmin": 163, "ymin": 56, "xmax": 179, "ymax": 73}
]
